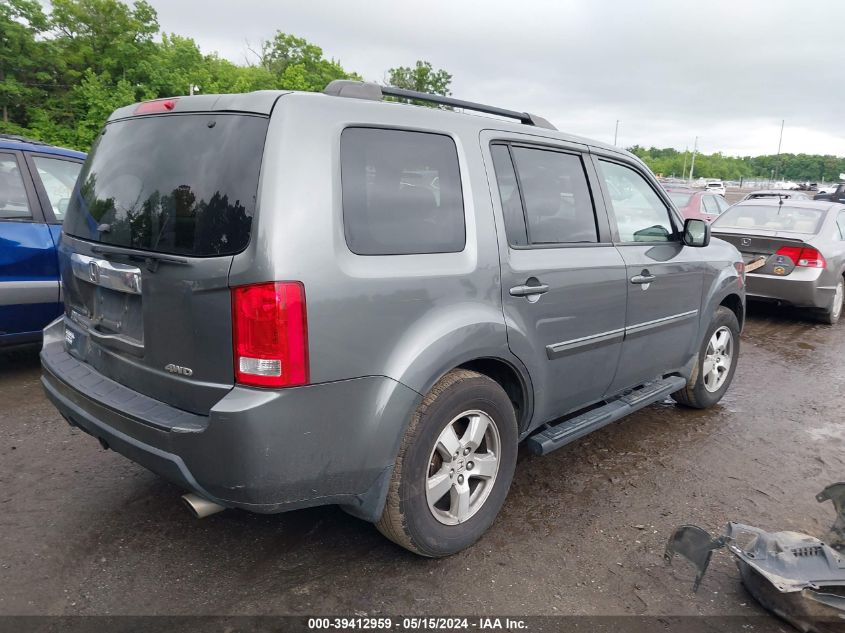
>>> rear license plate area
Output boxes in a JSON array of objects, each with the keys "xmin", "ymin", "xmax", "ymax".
[{"xmin": 90, "ymin": 286, "xmax": 144, "ymax": 343}]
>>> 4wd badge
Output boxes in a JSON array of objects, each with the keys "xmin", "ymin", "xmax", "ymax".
[{"xmin": 165, "ymin": 364, "xmax": 193, "ymax": 377}]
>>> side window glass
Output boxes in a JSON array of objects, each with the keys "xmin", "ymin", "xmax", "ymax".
[
  {"xmin": 490, "ymin": 144, "xmax": 527, "ymax": 246},
  {"xmin": 31, "ymin": 156, "xmax": 82, "ymax": 221},
  {"xmin": 598, "ymin": 160, "xmax": 675, "ymax": 242},
  {"xmin": 340, "ymin": 128, "xmax": 465, "ymax": 255},
  {"xmin": 702, "ymin": 196, "xmax": 719, "ymax": 214},
  {"xmin": 715, "ymin": 196, "xmax": 731, "ymax": 213},
  {"xmin": 0, "ymin": 154, "xmax": 32, "ymax": 220},
  {"xmin": 509, "ymin": 146, "xmax": 598, "ymax": 244}
]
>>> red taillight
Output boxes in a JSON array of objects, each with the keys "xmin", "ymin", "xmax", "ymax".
[
  {"xmin": 134, "ymin": 98, "xmax": 177, "ymax": 114},
  {"xmin": 775, "ymin": 246, "xmax": 826, "ymax": 269},
  {"xmin": 734, "ymin": 261, "xmax": 745, "ymax": 287},
  {"xmin": 232, "ymin": 282, "xmax": 308, "ymax": 388}
]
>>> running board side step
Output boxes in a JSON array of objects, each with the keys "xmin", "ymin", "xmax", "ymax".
[{"xmin": 526, "ymin": 376, "xmax": 687, "ymax": 456}]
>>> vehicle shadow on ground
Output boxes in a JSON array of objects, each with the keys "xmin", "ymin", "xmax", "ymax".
[
  {"xmin": 745, "ymin": 299, "xmax": 823, "ymax": 325},
  {"xmin": 0, "ymin": 346, "xmax": 41, "ymax": 377}
]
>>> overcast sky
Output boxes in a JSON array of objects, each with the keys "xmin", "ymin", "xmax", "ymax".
[{"xmin": 146, "ymin": 0, "xmax": 844, "ymax": 157}]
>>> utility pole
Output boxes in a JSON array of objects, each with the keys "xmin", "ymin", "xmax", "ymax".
[
  {"xmin": 774, "ymin": 119, "xmax": 784, "ymax": 183},
  {"xmin": 682, "ymin": 146, "xmax": 689, "ymax": 181},
  {"xmin": 613, "ymin": 120, "xmax": 620, "ymax": 146},
  {"xmin": 688, "ymin": 136, "xmax": 699, "ymax": 184}
]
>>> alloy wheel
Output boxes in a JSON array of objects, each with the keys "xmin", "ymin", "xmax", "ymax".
[
  {"xmin": 426, "ymin": 410, "xmax": 501, "ymax": 525},
  {"xmin": 702, "ymin": 326, "xmax": 734, "ymax": 393}
]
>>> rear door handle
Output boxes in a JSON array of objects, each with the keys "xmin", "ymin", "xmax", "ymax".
[
  {"xmin": 509, "ymin": 283, "xmax": 550, "ymax": 297},
  {"xmin": 630, "ymin": 273, "xmax": 656, "ymax": 284}
]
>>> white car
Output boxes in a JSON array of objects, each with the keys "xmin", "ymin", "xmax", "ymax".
[{"xmin": 704, "ymin": 180, "xmax": 726, "ymax": 195}]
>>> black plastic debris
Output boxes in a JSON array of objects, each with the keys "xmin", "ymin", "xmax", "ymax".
[{"xmin": 665, "ymin": 482, "xmax": 845, "ymax": 632}]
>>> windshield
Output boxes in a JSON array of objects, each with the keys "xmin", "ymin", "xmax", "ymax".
[
  {"xmin": 713, "ymin": 204, "xmax": 824, "ymax": 234},
  {"xmin": 64, "ymin": 113, "xmax": 269, "ymax": 257},
  {"xmin": 668, "ymin": 192, "xmax": 693, "ymax": 207}
]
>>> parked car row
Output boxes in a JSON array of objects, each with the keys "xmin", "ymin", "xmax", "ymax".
[{"xmin": 814, "ymin": 183, "xmax": 845, "ymax": 204}]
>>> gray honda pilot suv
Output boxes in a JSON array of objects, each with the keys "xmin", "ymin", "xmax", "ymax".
[{"xmin": 42, "ymin": 80, "xmax": 745, "ymax": 556}]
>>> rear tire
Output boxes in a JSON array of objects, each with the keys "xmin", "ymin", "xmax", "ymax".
[
  {"xmin": 672, "ymin": 306, "xmax": 740, "ymax": 409},
  {"xmin": 816, "ymin": 276, "xmax": 844, "ymax": 325},
  {"xmin": 376, "ymin": 369, "xmax": 518, "ymax": 557}
]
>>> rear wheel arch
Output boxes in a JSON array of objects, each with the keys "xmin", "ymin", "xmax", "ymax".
[{"xmin": 457, "ymin": 357, "xmax": 533, "ymax": 434}]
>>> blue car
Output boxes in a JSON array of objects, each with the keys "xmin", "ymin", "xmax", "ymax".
[{"xmin": 0, "ymin": 134, "xmax": 85, "ymax": 349}]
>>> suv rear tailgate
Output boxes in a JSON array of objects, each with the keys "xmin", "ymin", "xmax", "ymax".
[{"xmin": 60, "ymin": 110, "xmax": 271, "ymax": 415}]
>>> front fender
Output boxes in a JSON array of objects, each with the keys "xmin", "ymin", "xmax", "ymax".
[{"xmin": 701, "ymin": 241, "xmax": 745, "ymax": 333}]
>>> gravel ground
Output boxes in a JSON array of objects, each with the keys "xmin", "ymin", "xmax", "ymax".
[{"xmin": 1, "ymin": 300, "xmax": 843, "ymax": 620}]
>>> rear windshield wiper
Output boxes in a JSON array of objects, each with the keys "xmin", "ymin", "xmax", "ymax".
[{"xmin": 90, "ymin": 243, "xmax": 189, "ymax": 271}]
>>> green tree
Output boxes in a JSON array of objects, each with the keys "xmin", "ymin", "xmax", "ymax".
[
  {"xmin": 49, "ymin": 0, "xmax": 159, "ymax": 85},
  {"xmin": 386, "ymin": 60, "xmax": 452, "ymax": 98},
  {"xmin": 260, "ymin": 32, "xmax": 358, "ymax": 92},
  {"xmin": 70, "ymin": 69, "xmax": 137, "ymax": 148},
  {"xmin": 629, "ymin": 146, "xmax": 845, "ymax": 182},
  {"xmin": 0, "ymin": 0, "xmax": 50, "ymax": 125}
]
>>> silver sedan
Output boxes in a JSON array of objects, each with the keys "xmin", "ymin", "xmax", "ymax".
[{"xmin": 712, "ymin": 199, "xmax": 845, "ymax": 323}]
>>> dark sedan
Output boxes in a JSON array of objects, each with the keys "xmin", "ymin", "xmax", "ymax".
[{"xmin": 712, "ymin": 199, "xmax": 845, "ymax": 323}]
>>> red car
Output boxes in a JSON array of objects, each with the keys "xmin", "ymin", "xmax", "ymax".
[{"xmin": 665, "ymin": 187, "xmax": 731, "ymax": 223}]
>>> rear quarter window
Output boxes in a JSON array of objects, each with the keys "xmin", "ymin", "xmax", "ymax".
[{"xmin": 340, "ymin": 127, "xmax": 465, "ymax": 255}]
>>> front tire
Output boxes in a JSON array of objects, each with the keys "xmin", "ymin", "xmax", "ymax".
[
  {"xmin": 376, "ymin": 369, "xmax": 518, "ymax": 557},
  {"xmin": 672, "ymin": 306, "xmax": 740, "ymax": 409}
]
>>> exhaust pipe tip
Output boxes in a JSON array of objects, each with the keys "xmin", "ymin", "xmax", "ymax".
[{"xmin": 182, "ymin": 493, "xmax": 225, "ymax": 519}]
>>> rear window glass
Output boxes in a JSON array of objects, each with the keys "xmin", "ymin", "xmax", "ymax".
[
  {"xmin": 64, "ymin": 113, "xmax": 269, "ymax": 257},
  {"xmin": 668, "ymin": 192, "xmax": 692, "ymax": 207},
  {"xmin": 702, "ymin": 196, "xmax": 719, "ymax": 214},
  {"xmin": 713, "ymin": 204, "xmax": 824, "ymax": 234},
  {"xmin": 490, "ymin": 144, "xmax": 527, "ymax": 246},
  {"xmin": 509, "ymin": 146, "xmax": 598, "ymax": 244},
  {"xmin": 340, "ymin": 127, "xmax": 465, "ymax": 255}
]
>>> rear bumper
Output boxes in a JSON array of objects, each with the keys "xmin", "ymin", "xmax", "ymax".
[
  {"xmin": 40, "ymin": 318, "xmax": 420, "ymax": 520},
  {"xmin": 746, "ymin": 269, "xmax": 833, "ymax": 309}
]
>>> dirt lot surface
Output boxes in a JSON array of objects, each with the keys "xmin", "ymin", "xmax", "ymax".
[{"xmin": 1, "ymin": 302, "xmax": 843, "ymax": 620}]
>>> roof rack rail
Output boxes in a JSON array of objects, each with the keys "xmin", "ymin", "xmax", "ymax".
[
  {"xmin": 323, "ymin": 80, "xmax": 557, "ymax": 131},
  {"xmin": 0, "ymin": 133, "xmax": 49, "ymax": 146}
]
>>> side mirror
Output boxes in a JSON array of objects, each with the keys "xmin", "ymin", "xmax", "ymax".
[{"xmin": 683, "ymin": 218, "xmax": 710, "ymax": 247}]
